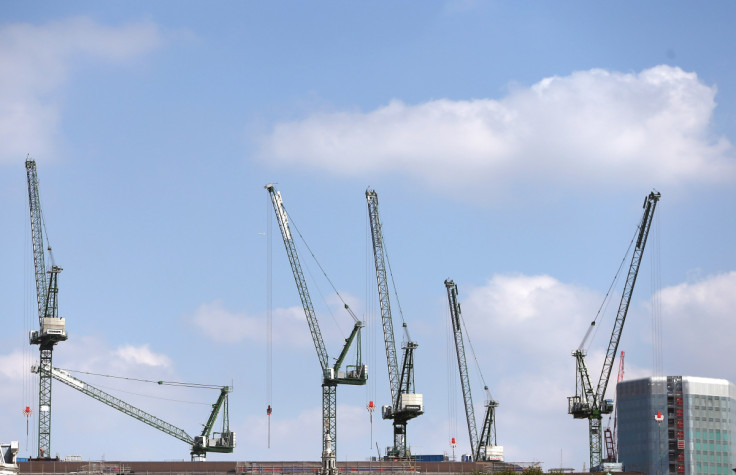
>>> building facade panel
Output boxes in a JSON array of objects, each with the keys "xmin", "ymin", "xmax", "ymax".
[{"xmin": 617, "ymin": 376, "xmax": 736, "ymax": 475}]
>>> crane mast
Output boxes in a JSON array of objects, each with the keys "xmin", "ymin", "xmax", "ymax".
[
  {"xmin": 366, "ymin": 189, "xmax": 423, "ymax": 459},
  {"xmin": 568, "ymin": 191, "xmax": 660, "ymax": 471},
  {"xmin": 266, "ymin": 184, "xmax": 367, "ymax": 475},
  {"xmin": 445, "ymin": 279, "xmax": 498, "ymax": 461},
  {"xmin": 33, "ymin": 366, "xmax": 234, "ymax": 460},
  {"xmin": 25, "ymin": 157, "xmax": 67, "ymax": 459}
]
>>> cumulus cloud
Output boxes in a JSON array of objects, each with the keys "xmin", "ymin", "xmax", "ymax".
[
  {"xmin": 113, "ymin": 344, "xmax": 172, "ymax": 368},
  {"xmin": 239, "ymin": 403, "xmax": 371, "ymax": 460},
  {"xmin": 0, "ymin": 350, "xmax": 26, "ymax": 381},
  {"xmin": 460, "ymin": 274, "xmax": 601, "ymax": 358},
  {"xmin": 188, "ymin": 299, "xmax": 312, "ymax": 347},
  {"xmin": 435, "ymin": 271, "xmax": 736, "ymax": 466},
  {"xmin": 440, "ymin": 274, "xmax": 609, "ymax": 465},
  {"xmin": 657, "ymin": 271, "xmax": 736, "ymax": 380},
  {"xmin": 257, "ymin": 66, "xmax": 735, "ymax": 194},
  {"xmin": 0, "ymin": 17, "xmax": 163, "ymax": 163}
]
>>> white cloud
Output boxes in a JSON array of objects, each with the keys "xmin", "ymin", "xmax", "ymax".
[
  {"xmin": 436, "ymin": 271, "xmax": 736, "ymax": 467},
  {"xmin": 0, "ymin": 350, "xmax": 26, "ymax": 381},
  {"xmin": 657, "ymin": 271, "xmax": 736, "ymax": 380},
  {"xmin": 239, "ymin": 403, "xmax": 371, "ymax": 460},
  {"xmin": 461, "ymin": 274, "xmax": 601, "ymax": 357},
  {"xmin": 0, "ymin": 17, "xmax": 163, "ymax": 163},
  {"xmin": 188, "ymin": 299, "xmax": 312, "ymax": 347},
  {"xmin": 113, "ymin": 344, "xmax": 172, "ymax": 368},
  {"xmin": 257, "ymin": 66, "xmax": 735, "ymax": 194},
  {"xmin": 440, "ymin": 275, "xmax": 608, "ymax": 466}
]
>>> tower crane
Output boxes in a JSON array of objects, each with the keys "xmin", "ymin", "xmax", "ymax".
[
  {"xmin": 568, "ymin": 191, "xmax": 660, "ymax": 471},
  {"xmin": 31, "ymin": 366, "xmax": 235, "ymax": 460},
  {"xmin": 365, "ymin": 189, "xmax": 423, "ymax": 459},
  {"xmin": 265, "ymin": 184, "xmax": 367, "ymax": 475},
  {"xmin": 444, "ymin": 279, "xmax": 500, "ymax": 462},
  {"xmin": 25, "ymin": 157, "xmax": 67, "ymax": 459}
]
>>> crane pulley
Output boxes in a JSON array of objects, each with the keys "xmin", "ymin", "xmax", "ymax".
[
  {"xmin": 568, "ymin": 191, "xmax": 660, "ymax": 471},
  {"xmin": 32, "ymin": 366, "xmax": 235, "ymax": 460},
  {"xmin": 445, "ymin": 279, "xmax": 500, "ymax": 462},
  {"xmin": 365, "ymin": 189, "xmax": 423, "ymax": 459},
  {"xmin": 266, "ymin": 184, "xmax": 367, "ymax": 475}
]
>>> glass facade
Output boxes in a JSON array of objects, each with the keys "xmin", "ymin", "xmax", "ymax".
[{"xmin": 617, "ymin": 376, "xmax": 736, "ymax": 475}]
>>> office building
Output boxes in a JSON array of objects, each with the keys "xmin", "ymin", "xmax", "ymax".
[{"xmin": 617, "ymin": 376, "xmax": 736, "ymax": 475}]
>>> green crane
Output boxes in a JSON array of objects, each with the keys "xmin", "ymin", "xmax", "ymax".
[
  {"xmin": 25, "ymin": 157, "xmax": 67, "ymax": 459},
  {"xmin": 266, "ymin": 184, "xmax": 367, "ymax": 475},
  {"xmin": 365, "ymin": 189, "xmax": 423, "ymax": 459},
  {"xmin": 445, "ymin": 279, "xmax": 499, "ymax": 462},
  {"xmin": 568, "ymin": 191, "xmax": 660, "ymax": 471},
  {"xmin": 34, "ymin": 366, "xmax": 235, "ymax": 460}
]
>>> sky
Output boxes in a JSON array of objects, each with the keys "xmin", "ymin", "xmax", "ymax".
[{"xmin": 1, "ymin": 1, "xmax": 735, "ymax": 471}]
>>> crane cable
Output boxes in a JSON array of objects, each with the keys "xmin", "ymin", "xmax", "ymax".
[
  {"xmin": 458, "ymin": 306, "xmax": 493, "ymax": 402},
  {"xmin": 377, "ymin": 233, "xmax": 409, "ymax": 335},
  {"xmin": 364, "ymin": 212, "xmax": 377, "ymax": 449},
  {"xmin": 266, "ymin": 193, "xmax": 273, "ymax": 448},
  {"xmin": 55, "ymin": 368, "xmax": 224, "ymax": 389},
  {"xmin": 650, "ymin": 207, "xmax": 663, "ymax": 377},
  {"xmin": 23, "ymin": 199, "xmax": 34, "ymax": 452},
  {"xmin": 284, "ymin": 205, "xmax": 357, "ymax": 331},
  {"xmin": 445, "ymin": 299, "xmax": 458, "ymax": 457},
  {"xmin": 580, "ymin": 219, "xmax": 639, "ymax": 353}
]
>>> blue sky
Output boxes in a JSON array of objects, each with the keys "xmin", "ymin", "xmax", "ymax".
[{"xmin": 1, "ymin": 1, "xmax": 735, "ymax": 470}]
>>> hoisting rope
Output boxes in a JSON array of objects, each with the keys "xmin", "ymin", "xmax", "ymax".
[
  {"xmin": 364, "ymin": 213, "xmax": 377, "ymax": 449},
  {"xmin": 445, "ymin": 300, "xmax": 458, "ymax": 457},
  {"xmin": 266, "ymin": 193, "xmax": 273, "ymax": 448},
  {"xmin": 650, "ymin": 206, "xmax": 663, "ymax": 377},
  {"xmin": 458, "ymin": 307, "xmax": 493, "ymax": 402},
  {"xmin": 23, "ymin": 197, "xmax": 33, "ymax": 452},
  {"xmin": 56, "ymin": 368, "xmax": 223, "ymax": 389},
  {"xmin": 378, "ymin": 234, "xmax": 410, "ymax": 341},
  {"xmin": 580, "ymin": 221, "xmax": 639, "ymax": 353},
  {"xmin": 281, "ymin": 210, "xmax": 358, "ymax": 330}
]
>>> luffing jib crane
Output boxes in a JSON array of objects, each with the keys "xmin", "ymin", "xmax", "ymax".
[
  {"xmin": 32, "ymin": 366, "xmax": 235, "ymax": 460},
  {"xmin": 266, "ymin": 184, "xmax": 367, "ymax": 475},
  {"xmin": 568, "ymin": 191, "xmax": 660, "ymax": 471},
  {"xmin": 445, "ymin": 279, "xmax": 500, "ymax": 462},
  {"xmin": 365, "ymin": 189, "xmax": 423, "ymax": 459},
  {"xmin": 25, "ymin": 157, "xmax": 68, "ymax": 459}
]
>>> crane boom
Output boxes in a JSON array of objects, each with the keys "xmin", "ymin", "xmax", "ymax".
[
  {"xmin": 34, "ymin": 366, "xmax": 235, "ymax": 460},
  {"xmin": 568, "ymin": 191, "xmax": 660, "ymax": 471},
  {"xmin": 365, "ymin": 190, "xmax": 400, "ymax": 404},
  {"xmin": 366, "ymin": 189, "xmax": 423, "ymax": 459},
  {"xmin": 596, "ymin": 193, "xmax": 658, "ymax": 402},
  {"xmin": 265, "ymin": 184, "xmax": 329, "ymax": 371},
  {"xmin": 266, "ymin": 184, "xmax": 366, "ymax": 475},
  {"xmin": 25, "ymin": 157, "xmax": 67, "ymax": 459},
  {"xmin": 445, "ymin": 279, "xmax": 498, "ymax": 461},
  {"xmin": 26, "ymin": 159, "xmax": 48, "ymax": 328},
  {"xmin": 445, "ymin": 280, "xmax": 479, "ymax": 457}
]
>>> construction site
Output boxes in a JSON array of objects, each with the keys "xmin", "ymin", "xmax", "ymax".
[{"xmin": 6, "ymin": 158, "xmax": 662, "ymax": 475}]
